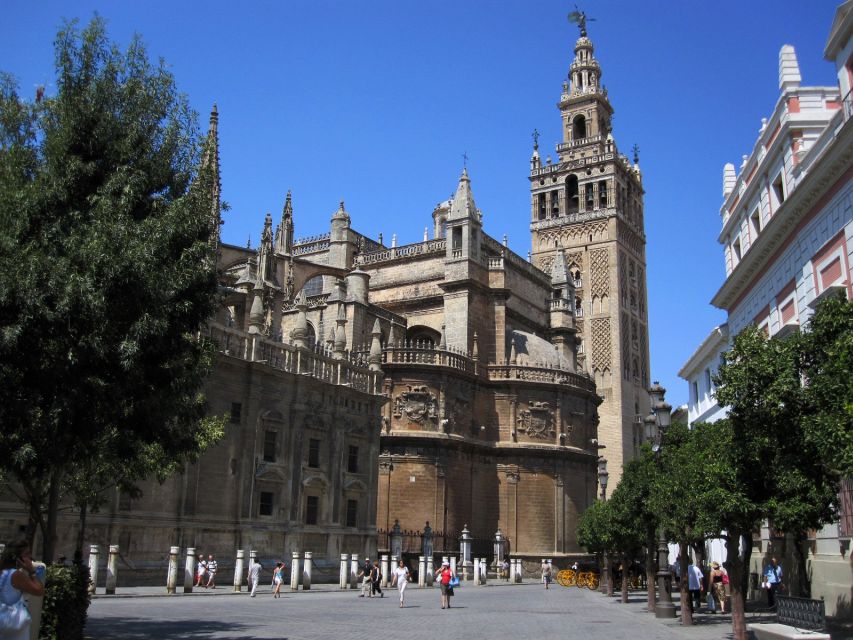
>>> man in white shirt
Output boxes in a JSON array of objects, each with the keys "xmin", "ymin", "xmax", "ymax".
[
  {"xmin": 687, "ymin": 562, "xmax": 703, "ymax": 613},
  {"xmin": 247, "ymin": 558, "xmax": 262, "ymax": 597}
]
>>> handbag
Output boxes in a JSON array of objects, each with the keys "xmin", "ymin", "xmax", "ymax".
[
  {"xmin": 450, "ymin": 576, "xmax": 460, "ymax": 588},
  {"xmin": 706, "ymin": 592, "xmax": 716, "ymax": 611},
  {"xmin": 0, "ymin": 600, "xmax": 30, "ymax": 634},
  {"xmin": 446, "ymin": 585, "xmax": 454, "ymax": 597},
  {"xmin": 0, "ymin": 571, "xmax": 31, "ymax": 634}
]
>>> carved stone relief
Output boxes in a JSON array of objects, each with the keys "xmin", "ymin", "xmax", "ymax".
[
  {"xmin": 393, "ymin": 385, "xmax": 438, "ymax": 424},
  {"xmin": 516, "ymin": 401, "xmax": 556, "ymax": 440}
]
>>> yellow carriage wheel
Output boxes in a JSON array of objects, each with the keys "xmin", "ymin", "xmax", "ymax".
[
  {"xmin": 556, "ymin": 569, "xmax": 573, "ymax": 587},
  {"xmin": 587, "ymin": 573, "xmax": 600, "ymax": 590}
]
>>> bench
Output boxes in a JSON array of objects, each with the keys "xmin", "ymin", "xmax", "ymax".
[{"xmin": 748, "ymin": 595, "xmax": 830, "ymax": 640}]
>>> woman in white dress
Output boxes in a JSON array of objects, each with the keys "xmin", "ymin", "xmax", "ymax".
[{"xmin": 390, "ymin": 559, "xmax": 410, "ymax": 608}]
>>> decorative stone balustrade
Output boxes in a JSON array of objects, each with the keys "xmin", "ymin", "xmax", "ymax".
[
  {"xmin": 356, "ymin": 239, "xmax": 446, "ymax": 266},
  {"xmin": 487, "ymin": 364, "xmax": 594, "ymax": 391},
  {"xmin": 205, "ymin": 323, "xmax": 382, "ymax": 395}
]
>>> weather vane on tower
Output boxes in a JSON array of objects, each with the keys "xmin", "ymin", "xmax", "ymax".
[{"xmin": 568, "ymin": 6, "xmax": 595, "ymax": 37}]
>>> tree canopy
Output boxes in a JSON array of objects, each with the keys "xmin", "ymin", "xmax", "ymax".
[{"xmin": 0, "ymin": 17, "xmax": 224, "ymax": 560}]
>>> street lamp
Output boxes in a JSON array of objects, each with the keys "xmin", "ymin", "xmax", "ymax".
[
  {"xmin": 648, "ymin": 381, "xmax": 676, "ymax": 619},
  {"xmin": 598, "ymin": 457, "xmax": 610, "ymax": 595}
]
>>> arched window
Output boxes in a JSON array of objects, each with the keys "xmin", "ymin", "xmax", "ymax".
[
  {"xmin": 572, "ymin": 115, "xmax": 587, "ymax": 140},
  {"xmin": 565, "ymin": 175, "xmax": 579, "ymax": 215},
  {"xmin": 598, "ymin": 180, "xmax": 608, "ymax": 208}
]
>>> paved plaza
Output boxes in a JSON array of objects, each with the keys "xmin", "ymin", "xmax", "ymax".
[{"xmin": 84, "ymin": 582, "xmax": 774, "ymax": 640}]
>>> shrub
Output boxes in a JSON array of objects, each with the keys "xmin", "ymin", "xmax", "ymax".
[{"xmin": 39, "ymin": 564, "xmax": 90, "ymax": 640}]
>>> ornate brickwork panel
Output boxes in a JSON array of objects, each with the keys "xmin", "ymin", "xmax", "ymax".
[
  {"xmin": 618, "ymin": 223, "xmax": 645, "ymax": 257},
  {"xmin": 538, "ymin": 254, "xmax": 554, "ymax": 274},
  {"xmin": 620, "ymin": 251, "xmax": 628, "ymax": 306},
  {"xmin": 516, "ymin": 401, "xmax": 555, "ymax": 440},
  {"xmin": 621, "ymin": 312, "xmax": 630, "ymax": 378},
  {"xmin": 590, "ymin": 318, "xmax": 611, "ymax": 372},
  {"xmin": 590, "ymin": 248, "xmax": 610, "ymax": 297}
]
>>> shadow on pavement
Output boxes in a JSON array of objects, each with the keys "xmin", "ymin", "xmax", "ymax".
[{"xmin": 85, "ymin": 617, "xmax": 259, "ymax": 640}]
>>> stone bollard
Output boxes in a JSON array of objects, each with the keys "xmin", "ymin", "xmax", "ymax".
[
  {"xmin": 339, "ymin": 554, "xmax": 350, "ymax": 589},
  {"xmin": 418, "ymin": 556, "xmax": 426, "ymax": 587},
  {"xmin": 381, "ymin": 555, "xmax": 390, "ymax": 588},
  {"xmin": 106, "ymin": 545, "xmax": 119, "ymax": 594},
  {"xmin": 290, "ymin": 551, "xmax": 300, "ymax": 591},
  {"xmin": 515, "ymin": 558, "xmax": 523, "ymax": 583},
  {"xmin": 450, "ymin": 556, "xmax": 457, "ymax": 577},
  {"xmin": 88, "ymin": 545, "xmax": 100, "ymax": 595},
  {"xmin": 233, "ymin": 550, "xmax": 245, "ymax": 592},
  {"xmin": 166, "ymin": 546, "xmax": 179, "ymax": 594},
  {"xmin": 426, "ymin": 556, "xmax": 434, "ymax": 587},
  {"xmin": 509, "ymin": 558, "xmax": 516, "ymax": 582},
  {"xmin": 390, "ymin": 555, "xmax": 398, "ymax": 587},
  {"xmin": 473, "ymin": 558, "xmax": 480, "ymax": 586},
  {"xmin": 184, "ymin": 548, "xmax": 196, "ymax": 593},
  {"xmin": 350, "ymin": 554, "xmax": 359, "ymax": 590},
  {"xmin": 481, "ymin": 558, "xmax": 488, "ymax": 584},
  {"xmin": 303, "ymin": 552, "xmax": 312, "ymax": 590}
]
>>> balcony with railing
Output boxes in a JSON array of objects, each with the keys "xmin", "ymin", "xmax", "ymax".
[{"xmin": 556, "ymin": 134, "xmax": 603, "ymax": 153}]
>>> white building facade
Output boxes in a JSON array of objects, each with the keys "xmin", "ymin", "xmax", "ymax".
[{"xmin": 680, "ymin": 1, "xmax": 853, "ymax": 615}]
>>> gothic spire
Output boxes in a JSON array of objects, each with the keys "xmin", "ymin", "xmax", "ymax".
[
  {"xmin": 202, "ymin": 104, "xmax": 222, "ymax": 251},
  {"xmin": 275, "ymin": 190, "xmax": 294, "ymax": 254}
]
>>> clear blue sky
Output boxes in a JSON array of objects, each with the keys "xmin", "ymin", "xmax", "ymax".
[{"xmin": 2, "ymin": 0, "xmax": 841, "ymax": 407}]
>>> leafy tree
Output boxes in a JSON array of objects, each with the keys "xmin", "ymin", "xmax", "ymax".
[
  {"xmin": 798, "ymin": 293, "xmax": 853, "ymax": 477},
  {"xmin": 0, "ymin": 17, "xmax": 224, "ymax": 562},
  {"xmin": 714, "ymin": 323, "xmax": 841, "ymax": 640},
  {"xmin": 607, "ymin": 449, "xmax": 659, "ymax": 609}
]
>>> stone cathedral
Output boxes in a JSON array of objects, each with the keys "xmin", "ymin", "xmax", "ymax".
[{"xmin": 1, "ymin": 20, "xmax": 650, "ymax": 578}]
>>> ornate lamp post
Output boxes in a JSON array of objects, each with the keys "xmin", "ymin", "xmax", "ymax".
[
  {"xmin": 647, "ymin": 381, "xmax": 675, "ymax": 619},
  {"xmin": 598, "ymin": 457, "xmax": 610, "ymax": 595}
]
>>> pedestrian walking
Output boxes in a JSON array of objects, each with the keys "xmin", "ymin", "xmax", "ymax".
[
  {"xmin": 371, "ymin": 560, "xmax": 383, "ymax": 598},
  {"xmin": 194, "ymin": 554, "xmax": 207, "ymax": 588},
  {"xmin": 358, "ymin": 557, "xmax": 373, "ymax": 597},
  {"xmin": 435, "ymin": 560, "xmax": 454, "ymax": 610},
  {"xmin": 391, "ymin": 559, "xmax": 410, "ymax": 607},
  {"xmin": 272, "ymin": 562, "xmax": 285, "ymax": 598},
  {"xmin": 709, "ymin": 562, "xmax": 726, "ymax": 614},
  {"xmin": 687, "ymin": 561, "xmax": 703, "ymax": 613},
  {"xmin": 541, "ymin": 560, "xmax": 552, "ymax": 589},
  {"xmin": 205, "ymin": 555, "xmax": 217, "ymax": 589},
  {"xmin": 247, "ymin": 557, "xmax": 262, "ymax": 597},
  {"xmin": 763, "ymin": 557, "xmax": 783, "ymax": 609}
]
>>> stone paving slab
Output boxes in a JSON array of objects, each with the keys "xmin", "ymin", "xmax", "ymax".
[
  {"xmin": 83, "ymin": 582, "xmax": 741, "ymax": 640},
  {"xmin": 85, "ymin": 583, "xmax": 853, "ymax": 640}
]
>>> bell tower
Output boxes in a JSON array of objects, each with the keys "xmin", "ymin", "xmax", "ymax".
[{"xmin": 529, "ymin": 15, "xmax": 650, "ymax": 486}]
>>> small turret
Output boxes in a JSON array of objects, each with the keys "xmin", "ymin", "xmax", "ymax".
[
  {"xmin": 778, "ymin": 44, "xmax": 802, "ymax": 91},
  {"xmin": 368, "ymin": 319, "xmax": 383, "ymax": 372},
  {"xmin": 291, "ymin": 290, "xmax": 309, "ymax": 349},
  {"xmin": 722, "ymin": 163, "xmax": 737, "ymax": 198}
]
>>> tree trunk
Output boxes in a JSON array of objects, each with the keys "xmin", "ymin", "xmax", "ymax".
[
  {"xmin": 621, "ymin": 553, "xmax": 629, "ymax": 603},
  {"xmin": 792, "ymin": 534, "xmax": 809, "ymax": 598},
  {"xmin": 607, "ymin": 554, "xmax": 614, "ymax": 597},
  {"xmin": 740, "ymin": 533, "xmax": 752, "ymax": 607},
  {"xmin": 42, "ymin": 469, "xmax": 62, "ymax": 563},
  {"xmin": 679, "ymin": 542, "xmax": 693, "ymax": 626},
  {"xmin": 74, "ymin": 500, "xmax": 89, "ymax": 565},
  {"xmin": 646, "ymin": 533, "xmax": 656, "ymax": 612},
  {"xmin": 727, "ymin": 529, "xmax": 748, "ymax": 640}
]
